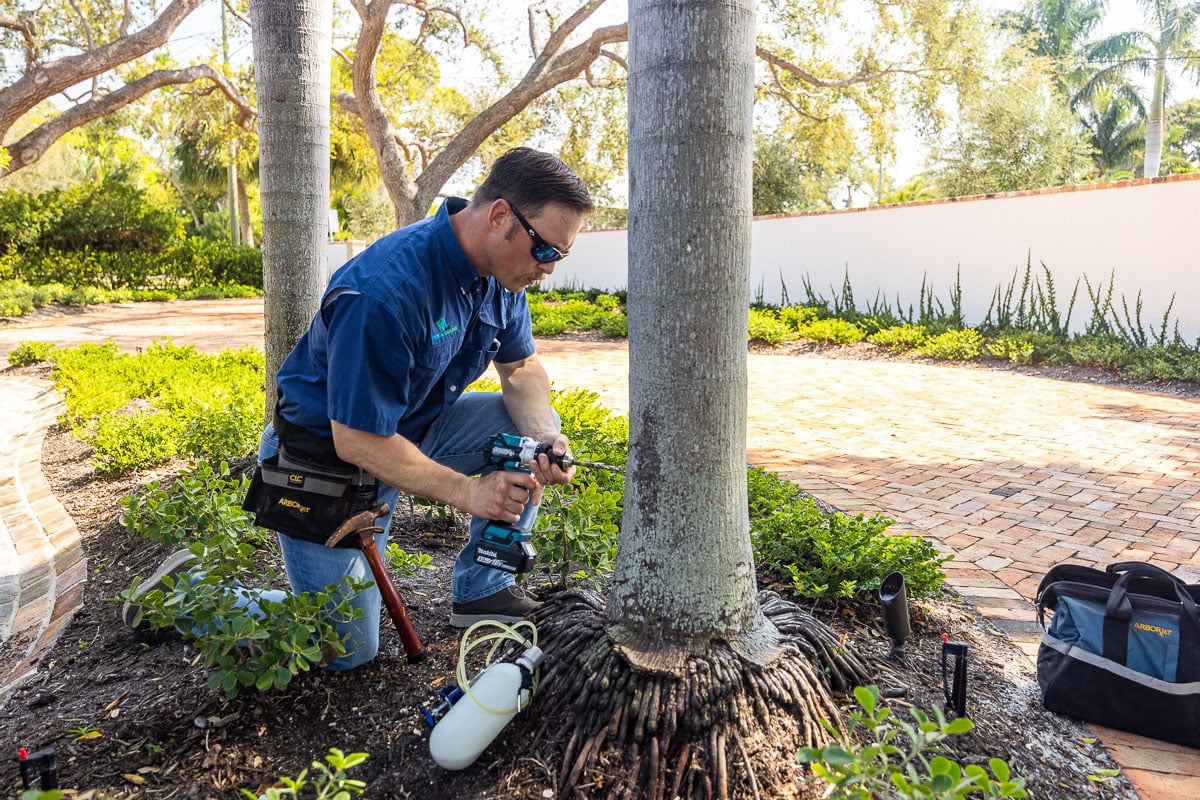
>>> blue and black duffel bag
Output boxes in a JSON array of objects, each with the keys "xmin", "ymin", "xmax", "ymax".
[{"xmin": 1036, "ymin": 561, "xmax": 1200, "ymax": 747}]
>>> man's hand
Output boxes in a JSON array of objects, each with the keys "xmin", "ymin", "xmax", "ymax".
[
  {"xmin": 527, "ymin": 433, "xmax": 576, "ymax": 491},
  {"xmin": 465, "ymin": 469, "xmax": 540, "ymax": 524}
]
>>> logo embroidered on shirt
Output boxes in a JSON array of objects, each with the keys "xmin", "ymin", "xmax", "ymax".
[{"xmin": 431, "ymin": 317, "xmax": 460, "ymax": 342}]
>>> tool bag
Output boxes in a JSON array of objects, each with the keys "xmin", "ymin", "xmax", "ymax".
[
  {"xmin": 1035, "ymin": 561, "xmax": 1200, "ymax": 747},
  {"xmin": 242, "ymin": 444, "xmax": 373, "ymax": 549}
]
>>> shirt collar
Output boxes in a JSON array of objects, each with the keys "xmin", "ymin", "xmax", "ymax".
[{"xmin": 437, "ymin": 197, "xmax": 483, "ymax": 296}]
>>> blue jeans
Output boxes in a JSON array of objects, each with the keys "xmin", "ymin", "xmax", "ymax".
[{"xmin": 254, "ymin": 392, "xmax": 544, "ymax": 671}]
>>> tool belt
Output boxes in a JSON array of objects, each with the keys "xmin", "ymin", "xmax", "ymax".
[{"xmin": 241, "ymin": 412, "xmax": 378, "ymax": 549}]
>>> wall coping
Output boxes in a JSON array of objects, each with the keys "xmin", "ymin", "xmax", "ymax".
[{"xmin": 580, "ymin": 172, "xmax": 1200, "ymax": 232}]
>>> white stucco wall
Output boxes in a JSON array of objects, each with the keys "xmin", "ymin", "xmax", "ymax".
[{"xmin": 551, "ymin": 174, "xmax": 1200, "ymax": 342}]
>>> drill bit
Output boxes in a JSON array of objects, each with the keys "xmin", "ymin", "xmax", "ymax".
[{"xmin": 563, "ymin": 455, "xmax": 624, "ymax": 474}]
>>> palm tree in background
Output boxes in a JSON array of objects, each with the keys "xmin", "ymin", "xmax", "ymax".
[
  {"xmin": 1079, "ymin": 85, "xmax": 1147, "ymax": 176},
  {"xmin": 1002, "ymin": 0, "xmax": 1110, "ymax": 107},
  {"xmin": 1090, "ymin": 0, "xmax": 1200, "ymax": 177}
]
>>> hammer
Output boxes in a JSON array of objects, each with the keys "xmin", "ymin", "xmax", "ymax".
[{"xmin": 326, "ymin": 502, "xmax": 427, "ymax": 663}]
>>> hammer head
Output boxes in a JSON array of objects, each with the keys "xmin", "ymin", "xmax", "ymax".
[{"xmin": 325, "ymin": 502, "xmax": 391, "ymax": 548}]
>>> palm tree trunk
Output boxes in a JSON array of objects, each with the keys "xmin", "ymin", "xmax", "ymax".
[
  {"xmin": 249, "ymin": 0, "xmax": 332, "ymax": 419},
  {"xmin": 1144, "ymin": 53, "xmax": 1168, "ymax": 178}
]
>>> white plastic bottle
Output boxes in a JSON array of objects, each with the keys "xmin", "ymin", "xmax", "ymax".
[{"xmin": 429, "ymin": 646, "xmax": 544, "ymax": 770}]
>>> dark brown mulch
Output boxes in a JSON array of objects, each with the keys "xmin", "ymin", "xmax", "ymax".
[{"xmin": 0, "ymin": 410, "xmax": 1140, "ymax": 799}]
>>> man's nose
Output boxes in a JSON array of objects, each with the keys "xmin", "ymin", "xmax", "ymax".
[{"xmin": 537, "ymin": 260, "xmax": 556, "ymax": 276}]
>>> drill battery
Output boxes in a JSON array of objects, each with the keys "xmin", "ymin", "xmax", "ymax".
[{"xmin": 474, "ymin": 521, "xmax": 536, "ymax": 574}]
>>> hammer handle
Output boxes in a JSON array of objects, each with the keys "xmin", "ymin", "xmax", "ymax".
[{"xmin": 359, "ymin": 533, "xmax": 427, "ymax": 663}]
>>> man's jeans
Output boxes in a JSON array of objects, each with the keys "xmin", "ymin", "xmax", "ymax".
[{"xmin": 253, "ymin": 392, "xmax": 543, "ymax": 671}]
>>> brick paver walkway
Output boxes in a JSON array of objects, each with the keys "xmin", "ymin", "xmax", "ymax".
[{"xmin": 2, "ymin": 298, "xmax": 1198, "ymax": 796}]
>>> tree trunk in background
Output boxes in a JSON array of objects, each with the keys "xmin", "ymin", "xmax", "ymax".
[
  {"xmin": 249, "ymin": 0, "xmax": 332, "ymax": 419},
  {"xmin": 1143, "ymin": 54, "xmax": 1167, "ymax": 178},
  {"xmin": 237, "ymin": 175, "xmax": 255, "ymax": 247},
  {"xmin": 608, "ymin": 0, "xmax": 776, "ymax": 667}
]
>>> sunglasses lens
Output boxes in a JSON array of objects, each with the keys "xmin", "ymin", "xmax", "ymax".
[{"xmin": 533, "ymin": 244, "xmax": 563, "ymax": 263}]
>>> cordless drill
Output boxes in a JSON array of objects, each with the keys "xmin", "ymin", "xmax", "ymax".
[
  {"xmin": 473, "ymin": 433, "xmax": 624, "ymax": 574},
  {"xmin": 472, "ymin": 434, "xmax": 562, "ymax": 574}
]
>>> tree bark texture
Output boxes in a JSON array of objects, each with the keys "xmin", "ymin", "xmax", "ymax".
[
  {"xmin": 608, "ymin": 0, "xmax": 773, "ymax": 668},
  {"xmin": 250, "ymin": 0, "xmax": 333, "ymax": 418}
]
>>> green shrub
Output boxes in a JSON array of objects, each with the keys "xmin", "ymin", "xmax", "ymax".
[
  {"xmin": 600, "ymin": 311, "xmax": 627, "ymax": 337},
  {"xmin": 798, "ymin": 685, "xmax": 1028, "ymax": 799},
  {"xmin": 533, "ymin": 387, "xmax": 628, "ymax": 586},
  {"xmin": 779, "ymin": 305, "xmax": 821, "ymax": 329},
  {"xmin": 92, "ymin": 412, "xmax": 183, "ymax": 472},
  {"xmin": 796, "ymin": 317, "xmax": 866, "ymax": 345},
  {"xmin": 51, "ymin": 341, "xmax": 265, "ymax": 472},
  {"xmin": 869, "ymin": 324, "xmax": 928, "ymax": 353},
  {"xmin": 748, "ymin": 468, "xmax": 947, "ymax": 599},
  {"xmin": 536, "ymin": 481, "xmax": 622, "ymax": 587},
  {"xmin": 749, "ymin": 308, "xmax": 797, "ymax": 344},
  {"xmin": 1066, "ymin": 335, "xmax": 1135, "ymax": 371},
  {"xmin": 6, "ymin": 340, "xmax": 56, "ymax": 366},
  {"xmin": 0, "ymin": 178, "xmax": 187, "ymax": 254},
  {"xmin": 531, "ymin": 309, "xmax": 571, "ymax": 336},
  {"xmin": 242, "ymin": 748, "xmax": 368, "ymax": 800},
  {"xmin": 916, "ymin": 328, "xmax": 983, "ymax": 360}
]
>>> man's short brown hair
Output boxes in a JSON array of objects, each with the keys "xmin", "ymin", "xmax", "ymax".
[{"xmin": 473, "ymin": 148, "xmax": 594, "ymax": 217}]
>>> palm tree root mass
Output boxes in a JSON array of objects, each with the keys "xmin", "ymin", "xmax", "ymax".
[{"xmin": 527, "ymin": 590, "xmax": 873, "ymax": 799}]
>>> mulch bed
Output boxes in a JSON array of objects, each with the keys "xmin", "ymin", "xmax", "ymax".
[{"xmin": 0, "ymin": 398, "xmax": 1141, "ymax": 799}]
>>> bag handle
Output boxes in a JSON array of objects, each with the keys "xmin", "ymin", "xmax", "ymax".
[
  {"xmin": 1103, "ymin": 568, "xmax": 1200, "ymax": 668},
  {"xmin": 1106, "ymin": 561, "xmax": 1185, "ymax": 587}
]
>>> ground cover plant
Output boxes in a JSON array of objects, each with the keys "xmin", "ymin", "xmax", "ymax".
[
  {"xmin": 13, "ymin": 340, "xmax": 265, "ymax": 471},
  {"xmin": 0, "ymin": 278, "xmax": 261, "ymax": 319}
]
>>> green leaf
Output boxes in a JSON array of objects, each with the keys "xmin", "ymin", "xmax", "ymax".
[
  {"xmin": 929, "ymin": 772, "xmax": 954, "ymax": 793},
  {"xmin": 943, "ymin": 717, "xmax": 974, "ymax": 735},
  {"xmin": 989, "ymin": 758, "xmax": 1011, "ymax": 782},
  {"xmin": 821, "ymin": 744, "xmax": 856, "ymax": 765},
  {"xmin": 854, "ymin": 684, "xmax": 879, "ymax": 715}
]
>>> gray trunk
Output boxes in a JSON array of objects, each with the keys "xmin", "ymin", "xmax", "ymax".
[
  {"xmin": 608, "ymin": 0, "xmax": 778, "ymax": 671},
  {"xmin": 1143, "ymin": 57, "xmax": 1167, "ymax": 179},
  {"xmin": 250, "ymin": 0, "xmax": 332, "ymax": 419}
]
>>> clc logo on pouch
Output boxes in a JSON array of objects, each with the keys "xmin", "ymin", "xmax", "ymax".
[{"xmin": 287, "ymin": 473, "xmax": 305, "ymax": 486}]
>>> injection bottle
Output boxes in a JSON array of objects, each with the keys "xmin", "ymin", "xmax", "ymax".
[{"xmin": 429, "ymin": 646, "xmax": 543, "ymax": 770}]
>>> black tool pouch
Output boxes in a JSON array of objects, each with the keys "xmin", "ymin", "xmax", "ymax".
[{"xmin": 242, "ymin": 444, "xmax": 374, "ymax": 549}]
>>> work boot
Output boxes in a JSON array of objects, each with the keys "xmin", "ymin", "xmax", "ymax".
[
  {"xmin": 450, "ymin": 585, "xmax": 541, "ymax": 628},
  {"xmin": 121, "ymin": 549, "xmax": 200, "ymax": 635}
]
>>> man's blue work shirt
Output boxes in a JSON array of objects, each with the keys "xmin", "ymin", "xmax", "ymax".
[{"xmin": 275, "ymin": 197, "xmax": 536, "ymax": 443}]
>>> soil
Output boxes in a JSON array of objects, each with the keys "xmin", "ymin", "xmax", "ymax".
[{"xmin": 0, "ymin": 347, "xmax": 1173, "ymax": 799}]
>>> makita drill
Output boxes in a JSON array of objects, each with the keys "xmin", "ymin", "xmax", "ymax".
[
  {"xmin": 472, "ymin": 434, "xmax": 562, "ymax": 574},
  {"xmin": 472, "ymin": 433, "xmax": 621, "ymax": 573}
]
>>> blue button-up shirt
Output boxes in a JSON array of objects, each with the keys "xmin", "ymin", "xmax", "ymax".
[{"xmin": 275, "ymin": 197, "xmax": 535, "ymax": 443}]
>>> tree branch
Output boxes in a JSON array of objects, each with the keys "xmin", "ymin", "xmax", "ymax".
[
  {"xmin": 0, "ymin": 0, "xmax": 204, "ymax": 139},
  {"xmin": 416, "ymin": 19, "xmax": 627, "ymax": 208},
  {"xmin": 222, "ymin": 0, "xmax": 251, "ymax": 28},
  {"xmin": 755, "ymin": 46, "xmax": 934, "ymax": 89},
  {"xmin": 2, "ymin": 65, "xmax": 256, "ymax": 178}
]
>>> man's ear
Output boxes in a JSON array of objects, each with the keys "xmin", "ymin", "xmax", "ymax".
[{"xmin": 485, "ymin": 198, "xmax": 511, "ymax": 233}]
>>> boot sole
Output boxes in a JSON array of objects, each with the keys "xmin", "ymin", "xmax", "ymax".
[
  {"xmin": 448, "ymin": 610, "xmax": 530, "ymax": 628},
  {"xmin": 121, "ymin": 549, "xmax": 199, "ymax": 628}
]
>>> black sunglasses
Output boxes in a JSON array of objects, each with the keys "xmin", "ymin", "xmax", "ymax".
[{"xmin": 506, "ymin": 201, "xmax": 569, "ymax": 264}]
